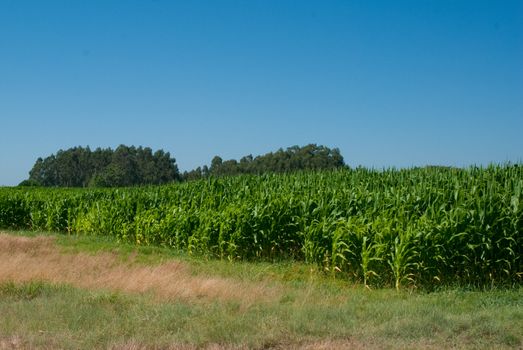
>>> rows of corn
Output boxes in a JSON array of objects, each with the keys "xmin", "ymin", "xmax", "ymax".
[{"xmin": 1, "ymin": 165, "xmax": 521, "ymax": 289}]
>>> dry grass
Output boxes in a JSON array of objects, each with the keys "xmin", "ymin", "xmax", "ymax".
[
  {"xmin": 0, "ymin": 336, "xmax": 26, "ymax": 350},
  {"xmin": 0, "ymin": 233, "xmax": 279, "ymax": 306},
  {"xmin": 0, "ymin": 338, "xmax": 368, "ymax": 350},
  {"xmin": 108, "ymin": 339, "xmax": 370, "ymax": 350},
  {"xmin": 109, "ymin": 341, "xmax": 249, "ymax": 350}
]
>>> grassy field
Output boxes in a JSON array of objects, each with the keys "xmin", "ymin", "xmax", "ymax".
[{"xmin": 1, "ymin": 231, "xmax": 522, "ymax": 349}]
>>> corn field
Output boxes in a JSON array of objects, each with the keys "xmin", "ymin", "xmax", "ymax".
[{"xmin": 1, "ymin": 165, "xmax": 522, "ymax": 289}]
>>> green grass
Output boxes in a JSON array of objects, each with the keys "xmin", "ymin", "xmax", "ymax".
[
  {"xmin": 1, "ymin": 281, "xmax": 521, "ymax": 349},
  {"xmin": 1, "ymin": 231, "xmax": 522, "ymax": 349}
]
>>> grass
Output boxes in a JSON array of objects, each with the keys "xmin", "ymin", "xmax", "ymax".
[
  {"xmin": 1, "ymin": 230, "xmax": 522, "ymax": 349},
  {"xmin": 6, "ymin": 229, "xmax": 322, "ymax": 284}
]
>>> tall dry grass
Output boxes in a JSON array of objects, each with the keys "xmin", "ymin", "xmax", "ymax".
[{"xmin": 0, "ymin": 233, "xmax": 278, "ymax": 306}]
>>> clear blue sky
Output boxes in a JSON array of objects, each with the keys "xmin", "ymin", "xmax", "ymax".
[{"xmin": 1, "ymin": 0, "xmax": 522, "ymax": 186}]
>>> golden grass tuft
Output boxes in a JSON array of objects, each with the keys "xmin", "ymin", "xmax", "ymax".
[
  {"xmin": 0, "ymin": 336, "xmax": 26, "ymax": 350},
  {"xmin": 0, "ymin": 233, "xmax": 279, "ymax": 306},
  {"xmin": 109, "ymin": 341, "xmax": 251, "ymax": 350},
  {"xmin": 108, "ymin": 340, "xmax": 369, "ymax": 350}
]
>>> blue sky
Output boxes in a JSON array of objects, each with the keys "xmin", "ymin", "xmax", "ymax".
[{"xmin": 1, "ymin": 0, "xmax": 522, "ymax": 186}]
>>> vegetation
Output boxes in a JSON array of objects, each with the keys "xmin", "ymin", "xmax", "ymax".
[
  {"xmin": 0, "ymin": 232, "xmax": 522, "ymax": 349},
  {"xmin": 183, "ymin": 144, "xmax": 344, "ymax": 180},
  {"xmin": 1, "ymin": 165, "xmax": 522, "ymax": 289},
  {"xmin": 21, "ymin": 145, "xmax": 180, "ymax": 187},
  {"xmin": 20, "ymin": 144, "xmax": 345, "ymax": 186},
  {"xmin": 2, "ymin": 282, "xmax": 521, "ymax": 349}
]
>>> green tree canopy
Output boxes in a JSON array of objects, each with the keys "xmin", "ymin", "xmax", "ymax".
[
  {"xmin": 182, "ymin": 144, "xmax": 345, "ymax": 180},
  {"xmin": 25, "ymin": 145, "xmax": 179, "ymax": 187}
]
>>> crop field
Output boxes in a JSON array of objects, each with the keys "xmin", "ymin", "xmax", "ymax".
[{"xmin": 0, "ymin": 165, "xmax": 521, "ymax": 289}]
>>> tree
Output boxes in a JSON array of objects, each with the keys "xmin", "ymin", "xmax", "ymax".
[
  {"xmin": 201, "ymin": 144, "xmax": 345, "ymax": 178},
  {"xmin": 182, "ymin": 167, "xmax": 203, "ymax": 181},
  {"xmin": 210, "ymin": 156, "xmax": 223, "ymax": 175},
  {"xmin": 24, "ymin": 145, "xmax": 180, "ymax": 187}
]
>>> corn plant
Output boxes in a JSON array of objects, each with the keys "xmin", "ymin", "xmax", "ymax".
[{"xmin": 0, "ymin": 164, "xmax": 521, "ymax": 289}]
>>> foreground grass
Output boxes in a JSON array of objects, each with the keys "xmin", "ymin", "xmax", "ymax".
[{"xmin": 1, "ymin": 231, "xmax": 522, "ymax": 349}]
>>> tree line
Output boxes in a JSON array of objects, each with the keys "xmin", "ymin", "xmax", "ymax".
[
  {"xmin": 20, "ymin": 144, "xmax": 345, "ymax": 187},
  {"xmin": 21, "ymin": 145, "xmax": 179, "ymax": 187},
  {"xmin": 182, "ymin": 144, "xmax": 344, "ymax": 181}
]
